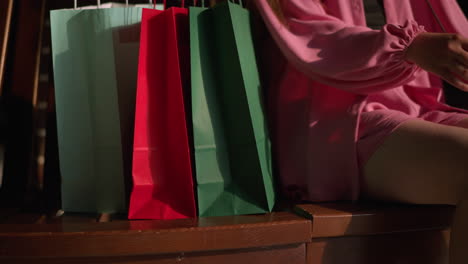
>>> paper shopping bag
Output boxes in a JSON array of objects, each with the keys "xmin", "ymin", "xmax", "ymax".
[
  {"xmin": 190, "ymin": 0, "xmax": 275, "ymax": 217},
  {"xmin": 51, "ymin": 7, "xmax": 142, "ymax": 213},
  {"xmin": 129, "ymin": 7, "xmax": 196, "ymax": 219}
]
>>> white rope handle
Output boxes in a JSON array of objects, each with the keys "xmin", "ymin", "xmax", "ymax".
[
  {"xmin": 73, "ymin": 0, "xmax": 159, "ymax": 9},
  {"xmin": 74, "ymin": 0, "xmax": 102, "ymax": 9}
]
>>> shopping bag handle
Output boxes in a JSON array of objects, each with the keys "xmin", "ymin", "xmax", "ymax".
[
  {"xmin": 194, "ymin": 0, "xmax": 243, "ymax": 8},
  {"xmin": 154, "ymin": 0, "xmax": 186, "ymax": 10},
  {"xmin": 74, "ymin": 0, "xmax": 101, "ymax": 9},
  {"xmin": 125, "ymin": 0, "xmax": 154, "ymax": 5},
  {"xmin": 75, "ymin": 0, "xmax": 140, "ymax": 9},
  {"xmin": 74, "ymin": 0, "xmax": 164, "ymax": 9}
]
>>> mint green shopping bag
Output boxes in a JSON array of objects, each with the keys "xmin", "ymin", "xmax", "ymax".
[
  {"xmin": 190, "ymin": 0, "xmax": 275, "ymax": 217},
  {"xmin": 50, "ymin": 6, "xmax": 143, "ymax": 213}
]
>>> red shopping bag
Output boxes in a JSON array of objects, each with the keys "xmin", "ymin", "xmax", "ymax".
[{"xmin": 129, "ymin": 4, "xmax": 196, "ymax": 219}]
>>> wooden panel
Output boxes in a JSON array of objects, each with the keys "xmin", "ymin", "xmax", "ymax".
[
  {"xmin": 1, "ymin": 243, "xmax": 306, "ymax": 264},
  {"xmin": 0, "ymin": 0, "xmax": 13, "ymax": 94},
  {"xmin": 0, "ymin": 0, "xmax": 47, "ymax": 209},
  {"xmin": 295, "ymin": 203, "xmax": 454, "ymax": 238},
  {"xmin": 6, "ymin": 0, "xmax": 45, "ymax": 102},
  {"xmin": 306, "ymin": 229, "xmax": 450, "ymax": 264},
  {"xmin": 0, "ymin": 212, "xmax": 311, "ymax": 258}
]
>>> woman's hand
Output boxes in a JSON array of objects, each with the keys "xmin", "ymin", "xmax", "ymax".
[{"xmin": 404, "ymin": 32, "xmax": 468, "ymax": 91}]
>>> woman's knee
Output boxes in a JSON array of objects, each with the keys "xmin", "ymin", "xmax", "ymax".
[{"xmin": 362, "ymin": 119, "xmax": 468, "ymax": 205}]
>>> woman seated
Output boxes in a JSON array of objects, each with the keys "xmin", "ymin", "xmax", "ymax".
[{"xmin": 254, "ymin": 0, "xmax": 468, "ymax": 263}]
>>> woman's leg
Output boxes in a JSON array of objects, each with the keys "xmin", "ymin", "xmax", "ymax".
[{"xmin": 362, "ymin": 119, "xmax": 468, "ymax": 264}]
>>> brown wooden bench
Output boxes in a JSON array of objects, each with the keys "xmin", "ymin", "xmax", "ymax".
[
  {"xmin": 296, "ymin": 203, "xmax": 454, "ymax": 264},
  {"xmin": 0, "ymin": 210, "xmax": 311, "ymax": 264},
  {"xmin": 0, "ymin": 203, "xmax": 454, "ymax": 264}
]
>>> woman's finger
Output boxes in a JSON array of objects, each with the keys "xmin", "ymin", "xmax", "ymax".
[
  {"xmin": 455, "ymin": 48, "xmax": 468, "ymax": 68},
  {"xmin": 443, "ymin": 69, "xmax": 468, "ymax": 92},
  {"xmin": 461, "ymin": 35, "xmax": 468, "ymax": 51},
  {"xmin": 451, "ymin": 61, "xmax": 468, "ymax": 82}
]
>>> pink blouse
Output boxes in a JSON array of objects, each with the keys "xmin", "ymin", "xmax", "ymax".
[{"xmin": 255, "ymin": 0, "xmax": 468, "ymax": 201}]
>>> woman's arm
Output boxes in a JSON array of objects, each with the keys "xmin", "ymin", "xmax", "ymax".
[{"xmin": 255, "ymin": 0, "xmax": 465, "ymax": 94}]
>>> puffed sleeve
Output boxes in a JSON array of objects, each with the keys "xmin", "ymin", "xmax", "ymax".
[{"xmin": 255, "ymin": 0, "xmax": 426, "ymax": 94}]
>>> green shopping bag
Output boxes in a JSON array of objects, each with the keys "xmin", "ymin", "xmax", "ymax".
[
  {"xmin": 50, "ymin": 5, "xmax": 143, "ymax": 213},
  {"xmin": 190, "ymin": 0, "xmax": 275, "ymax": 217}
]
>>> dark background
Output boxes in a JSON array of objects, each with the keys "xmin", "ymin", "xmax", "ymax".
[{"xmin": 443, "ymin": 0, "xmax": 468, "ymax": 108}]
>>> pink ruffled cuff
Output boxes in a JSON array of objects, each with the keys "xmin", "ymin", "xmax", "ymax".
[{"xmin": 385, "ymin": 20, "xmax": 426, "ymax": 65}]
